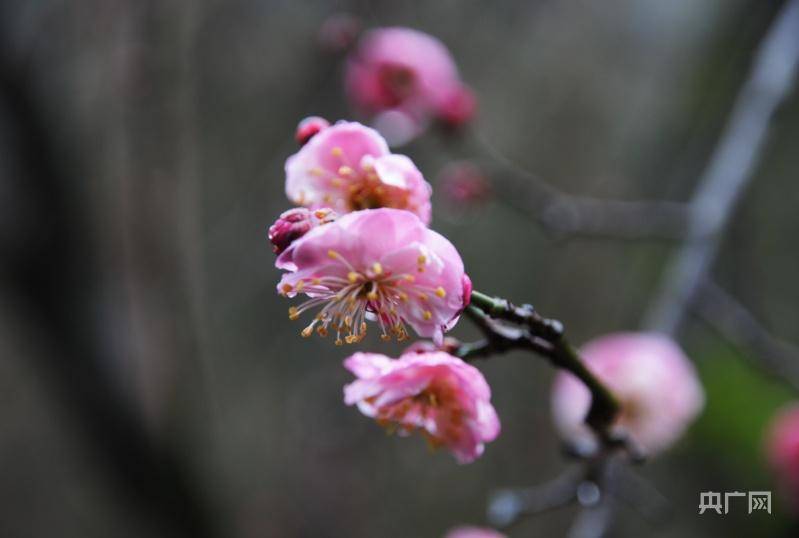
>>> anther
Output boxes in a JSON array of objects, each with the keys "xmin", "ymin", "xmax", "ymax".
[
  {"xmin": 422, "ymin": 310, "xmax": 433, "ymax": 320},
  {"xmin": 435, "ymin": 287, "xmax": 446, "ymax": 298}
]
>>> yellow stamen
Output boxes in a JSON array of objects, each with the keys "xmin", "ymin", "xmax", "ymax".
[
  {"xmin": 328, "ymin": 249, "xmax": 340, "ymax": 259},
  {"xmin": 338, "ymin": 165, "xmax": 353, "ymax": 176},
  {"xmin": 372, "ymin": 262, "xmax": 383, "ymax": 275},
  {"xmin": 367, "ymin": 291, "xmax": 378, "ymax": 301},
  {"xmin": 331, "ymin": 147, "xmax": 343, "ymax": 157},
  {"xmin": 301, "ymin": 326, "xmax": 313, "ymax": 338},
  {"xmin": 417, "ymin": 254, "xmax": 427, "ymax": 265},
  {"xmin": 309, "ymin": 167, "xmax": 324, "ymax": 176},
  {"xmin": 422, "ymin": 310, "xmax": 433, "ymax": 320},
  {"xmin": 281, "ymin": 283, "xmax": 293, "ymax": 294},
  {"xmin": 314, "ymin": 209, "xmax": 329, "ymax": 219},
  {"xmin": 418, "ymin": 293, "xmax": 428, "ymax": 302},
  {"xmin": 348, "ymin": 271, "xmax": 360, "ymax": 283},
  {"xmin": 435, "ymin": 287, "xmax": 446, "ymax": 298},
  {"xmin": 288, "ymin": 307, "xmax": 299, "ymax": 320},
  {"xmin": 316, "ymin": 326, "xmax": 328, "ymax": 337},
  {"xmin": 295, "ymin": 280, "xmax": 305, "ymax": 292}
]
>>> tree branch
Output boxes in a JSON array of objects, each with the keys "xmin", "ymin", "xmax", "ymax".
[
  {"xmin": 694, "ymin": 280, "xmax": 799, "ymax": 392},
  {"xmin": 464, "ymin": 291, "xmax": 627, "ymax": 451},
  {"xmin": 465, "ymin": 129, "xmax": 690, "ymax": 241},
  {"xmin": 644, "ymin": 0, "xmax": 799, "ymax": 334}
]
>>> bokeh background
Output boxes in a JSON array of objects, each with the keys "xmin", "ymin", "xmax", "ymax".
[{"xmin": 1, "ymin": 0, "xmax": 798, "ymax": 536}]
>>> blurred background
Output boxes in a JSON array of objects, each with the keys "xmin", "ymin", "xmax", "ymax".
[{"xmin": 1, "ymin": 0, "xmax": 798, "ymax": 536}]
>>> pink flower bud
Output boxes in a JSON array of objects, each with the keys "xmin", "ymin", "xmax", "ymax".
[
  {"xmin": 551, "ymin": 332, "xmax": 704, "ymax": 456},
  {"xmin": 295, "ymin": 116, "xmax": 330, "ymax": 146},
  {"xmin": 765, "ymin": 403, "xmax": 799, "ymax": 512},
  {"xmin": 276, "ymin": 208, "xmax": 468, "ymax": 344},
  {"xmin": 344, "ymin": 351, "xmax": 500, "ymax": 463},
  {"xmin": 437, "ymin": 86, "xmax": 477, "ymax": 128},
  {"xmin": 438, "ymin": 162, "xmax": 491, "ymax": 209},
  {"xmin": 268, "ymin": 207, "xmax": 336, "ymax": 271}
]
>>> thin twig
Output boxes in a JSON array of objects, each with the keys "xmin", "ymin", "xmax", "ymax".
[
  {"xmin": 694, "ymin": 280, "xmax": 799, "ymax": 392},
  {"xmin": 645, "ymin": 0, "xmax": 799, "ymax": 334},
  {"xmin": 466, "ymin": 129, "xmax": 691, "ymax": 240}
]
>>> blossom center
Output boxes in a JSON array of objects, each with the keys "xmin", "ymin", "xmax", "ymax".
[{"xmin": 282, "ymin": 248, "xmax": 448, "ymax": 345}]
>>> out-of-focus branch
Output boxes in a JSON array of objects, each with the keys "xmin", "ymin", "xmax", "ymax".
[
  {"xmin": 466, "ymin": 129, "xmax": 691, "ymax": 240},
  {"xmin": 464, "ymin": 292, "xmax": 635, "ymax": 454},
  {"xmin": 694, "ymin": 280, "xmax": 799, "ymax": 392},
  {"xmin": 0, "ymin": 41, "xmax": 220, "ymax": 538},
  {"xmin": 644, "ymin": 0, "xmax": 799, "ymax": 334}
]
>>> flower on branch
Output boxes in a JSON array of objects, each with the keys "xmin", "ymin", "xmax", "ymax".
[
  {"xmin": 343, "ymin": 351, "xmax": 500, "ymax": 463},
  {"xmin": 285, "ymin": 120, "xmax": 432, "ymax": 222},
  {"xmin": 551, "ymin": 332, "xmax": 704, "ymax": 455},
  {"xmin": 276, "ymin": 208, "xmax": 471, "ymax": 344},
  {"xmin": 345, "ymin": 27, "xmax": 475, "ymax": 143}
]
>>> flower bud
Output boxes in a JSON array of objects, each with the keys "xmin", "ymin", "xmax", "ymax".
[
  {"xmin": 268, "ymin": 207, "xmax": 335, "ymax": 255},
  {"xmin": 437, "ymin": 85, "xmax": 477, "ymax": 128},
  {"xmin": 295, "ymin": 116, "xmax": 330, "ymax": 146}
]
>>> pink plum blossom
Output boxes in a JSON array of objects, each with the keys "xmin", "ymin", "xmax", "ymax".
[
  {"xmin": 444, "ymin": 527, "xmax": 507, "ymax": 538},
  {"xmin": 345, "ymin": 27, "xmax": 476, "ymax": 138},
  {"xmin": 765, "ymin": 403, "xmax": 799, "ymax": 511},
  {"xmin": 551, "ymin": 332, "xmax": 704, "ymax": 455},
  {"xmin": 285, "ymin": 120, "xmax": 432, "ymax": 222},
  {"xmin": 343, "ymin": 351, "xmax": 500, "ymax": 463},
  {"xmin": 277, "ymin": 208, "xmax": 471, "ymax": 344}
]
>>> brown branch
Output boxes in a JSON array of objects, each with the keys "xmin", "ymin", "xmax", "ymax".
[
  {"xmin": 463, "ymin": 292, "xmax": 638, "ymax": 455},
  {"xmin": 464, "ymin": 129, "xmax": 690, "ymax": 241}
]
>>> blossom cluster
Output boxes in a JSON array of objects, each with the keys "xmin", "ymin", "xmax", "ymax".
[{"xmin": 267, "ymin": 24, "xmax": 706, "ymax": 492}]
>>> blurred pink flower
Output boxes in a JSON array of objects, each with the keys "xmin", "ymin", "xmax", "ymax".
[
  {"xmin": 343, "ymin": 351, "xmax": 500, "ymax": 463},
  {"xmin": 438, "ymin": 161, "xmax": 492, "ymax": 209},
  {"xmin": 765, "ymin": 403, "xmax": 799, "ymax": 511},
  {"xmin": 551, "ymin": 332, "xmax": 704, "ymax": 455},
  {"xmin": 285, "ymin": 120, "xmax": 432, "ymax": 223},
  {"xmin": 277, "ymin": 208, "xmax": 471, "ymax": 344},
  {"xmin": 345, "ymin": 27, "xmax": 475, "ymax": 140},
  {"xmin": 444, "ymin": 527, "xmax": 506, "ymax": 538}
]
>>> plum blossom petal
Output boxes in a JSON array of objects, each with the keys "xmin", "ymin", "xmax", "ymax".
[
  {"xmin": 277, "ymin": 208, "xmax": 469, "ymax": 344},
  {"xmin": 343, "ymin": 351, "xmax": 500, "ymax": 463},
  {"xmin": 551, "ymin": 332, "xmax": 704, "ymax": 456},
  {"xmin": 285, "ymin": 120, "xmax": 432, "ymax": 222}
]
